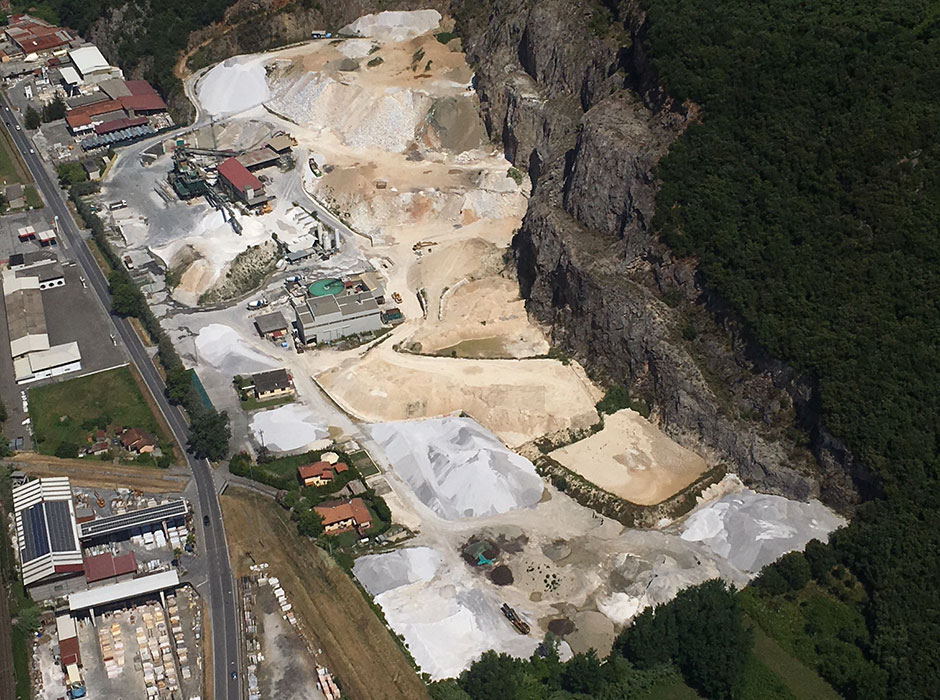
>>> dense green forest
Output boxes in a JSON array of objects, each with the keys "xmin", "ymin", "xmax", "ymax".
[{"xmin": 642, "ymin": 0, "xmax": 939, "ymax": 697}]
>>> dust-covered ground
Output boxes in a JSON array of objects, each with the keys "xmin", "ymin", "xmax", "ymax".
[
  {"xmin": 354, "ymin": 421, "xmax": 845, "ymax": 680},
  {"xmin": 550, "ymin": 409, "xmax": 709, "ymax": 505}
]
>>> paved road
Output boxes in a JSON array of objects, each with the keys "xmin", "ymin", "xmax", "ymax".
[{"xmin": 0, "ymin": 95, "xmax": 242, "ymax": 700}]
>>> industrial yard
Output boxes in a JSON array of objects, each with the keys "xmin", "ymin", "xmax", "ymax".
[
  {"xmin": 7, "ymin": 474, "xmax": 206, "ymax": 700},
  {"xmin": 52, "ymin": 8, "xmax": 852, "ymax": 688}
]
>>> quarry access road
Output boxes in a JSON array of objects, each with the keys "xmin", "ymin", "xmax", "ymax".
[{"xmin": 1, "ymin": 91, "xmax": 242, "ymax": 700}]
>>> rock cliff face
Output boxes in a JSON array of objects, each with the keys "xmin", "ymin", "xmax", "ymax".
[{"xmin": 457, "ymin": 0, "xmax": 866, "ymax": 508}]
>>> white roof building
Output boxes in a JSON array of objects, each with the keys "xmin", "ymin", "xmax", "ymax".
[
  {"xmin": 12, "ymin": 478, "xmax": 83, "ymax": 586},
  {"xmin": 68, "ymin": 570, "xmax": 180, "ymax": 612},
  {"xmin": 68, "ymin": 45, "xmax": 122, "ymax": 83}
]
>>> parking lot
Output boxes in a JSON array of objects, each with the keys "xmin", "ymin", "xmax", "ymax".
[{"xmin": 0, "ymin": 210, "xmax": 125, "ymax": 450}]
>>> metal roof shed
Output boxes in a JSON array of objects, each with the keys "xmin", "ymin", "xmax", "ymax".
[{"xmin": 69, "ymin": 570, "xmax": 179, "ymax": 612}]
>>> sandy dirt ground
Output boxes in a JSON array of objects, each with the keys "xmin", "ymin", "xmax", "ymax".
[
  {"xmin": 550, "ymin": 409, "xmax": 709, "ymax": 505},
  {"xmin": 11, "ymin": 454, "xmax": 190, "ymax": 492},
  {"xmin": 221, "ymin": 488, "xmax": 430, "ymax": 700},
  {"xmin": 317, "ymin": 339, "xmax": 600, "ymax": 448}
]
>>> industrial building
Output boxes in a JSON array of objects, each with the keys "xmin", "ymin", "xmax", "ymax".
[
  {"xmin": 12, "ymin": 477, "xmax": 84, "ymax": 587},
  {"xmin": 295, "ymin": 291, "xmax": 384, "ymax": 344},
  {"xmin": 2, "ymin": 268, "xmax": 83, "ymax": 383},
  {"xmin": 67, "ymin": 45, "xmax": 124, "ymax": 84},
  {"xmin": 217, "ymin": 157, "xmax": 270, "ymax": 207},
  {"xmin": 3, "ymin": 14, "xmax": 76, "ymax": 55},
  {"xmin": 254, "ymin": 310, "xmax": 289, "ymax": 340}
]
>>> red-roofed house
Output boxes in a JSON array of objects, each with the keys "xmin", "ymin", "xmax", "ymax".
[
  {"xmin": 314, "ymin": 497, "xmax": 372, "ymax": 535},
  {"xmin": 65, "ymin": 112, "xmax": 93, "ymax": 135},
  {"xmin": 218, "ymin": 157, "xmax": 268, "ymax": 206},
  {"xmin": 83, "ymin": 551, "xmax": 137, "ymax": 583},
  {"xmin": 298, "ymin": 460, "xmax": 349, "ymax": 487},
  {"xmin": 120, "ymin": 428, "xmax": 156, "ymax": 454}
]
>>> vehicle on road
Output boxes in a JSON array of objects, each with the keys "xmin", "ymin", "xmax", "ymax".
[
  {"xmin": 247, "ymin": 298, "xmax": 268, "ymax": 309},
  {"xmin": 231, "ymin": 671, "xmax": 238, "ymax": 680},
  {"xmin": 15, "ymin": 125, "xmax": 21, "ymax": 131},
  {"xmin": 203, "ymin": 514, "xmax": 210, "ymax": 526}
]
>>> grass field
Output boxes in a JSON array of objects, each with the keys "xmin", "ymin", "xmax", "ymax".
[
  {"xmin": 747, "ymin": 621, "xmax": 842, "ymax": 700},
  {"xmin": 28, "ymin": 367, "xmax": 169, "ymax": 457},
  {"xmin": 241, "ymin": 393, "xmax": 294, "ymax": 412},
  {"xmin": 349, "ymin": 449, "xmax": 379, "ymax": 477},
  {"xmin": 221, "ymin": 489, "xmax": 430, "ymax": 700},
  {"xmin": 637, "ymin": 680, "xmax": 700, "ymax": 700},
  {"xmin": 0, "ymin": 122, "xmax": 29, "ymax": 187},
  {"xmin": 23, "ymin": 185, "xmax": 42, "ymax": 209}
]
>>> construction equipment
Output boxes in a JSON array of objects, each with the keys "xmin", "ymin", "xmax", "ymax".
[
  {"xmin": 501, "ymin": 603, "xmax": 530, "ymax": 635},
  {"xmin": 412, "ymin": 241, "xmax": 438, "ymax": 251},
  {"xmin": 93, "ymin": 491, "xmax": 106, "ymax": 509}
]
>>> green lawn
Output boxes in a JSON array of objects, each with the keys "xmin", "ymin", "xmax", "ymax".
[
  {"xmin": 28, "ymin": 367, "xmax": 168, "ymax": 456},
  {"xmin": 0, "ymin": 121, "xmax": 29, "ymax": 187},
  {"xmin": 749, "ymin": 623, "xmax": 841, "ymax": 700},
  {"xmin": 23, "ymin": 185, "xmax": 43, "ymax": 209},
  {"xmin": 636, "ymin": 680, "xmax": 700, "ymax": 700},
  {"xmin": 241, "ymin": 393, "xmax": 294, "ymax": 412},
  {"xmin": 349, "ymin": 449, "xmax": 379, "ymax": 477}
]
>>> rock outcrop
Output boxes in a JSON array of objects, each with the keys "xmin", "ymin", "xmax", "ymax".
[{"xmin": 458, "ymin": 0, "xmax": 866, "ymax": 508}]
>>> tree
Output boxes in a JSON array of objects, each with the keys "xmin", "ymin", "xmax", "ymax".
[
  {"xmin": 24, "ymin": 105, "xmax": 40, "ymax": 130},
  {"xmin": 165, "ymin": 366, "xmax": 194, "ymax": 406},
  {"xmin": 55, "ymin": 442, "xmax": 79, "ymax": 459},
  {"xmin": 108, "ymin": 271, "xmax": 146, "ymax": 317},
  {"xmin": 459, "ymin": 651, "xmax": 525, "ymax": 700},
  {"xmin": 41, "ymin": 94, "xmax": 67, "ymax": 122},
  {"xmin": 187, "ymin": 407, "xmax": 230, "ymax": 461},
  {"xmin": 57, "ymin": 161, "xmax": 88, "ymax": 187},
  {"xmin": 775, "ymin": 552, "xmax": 811, "ymax": 591},
  {"xmin": 296, "ymin": 507, "xmax": 323, "ymax": 538},
  {"xmin": 561, "ymin": 649, "xmax": 603, "ymax": 694}
]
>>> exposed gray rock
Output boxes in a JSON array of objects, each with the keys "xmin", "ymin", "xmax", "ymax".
[{"xmin": 458, "ymin": 0, "xmax": 867, "ymax": 509}]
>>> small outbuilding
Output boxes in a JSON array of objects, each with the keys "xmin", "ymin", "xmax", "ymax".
[{"xmin": 254, "ymin": 310, "xmax": 288, "ymax": 340}]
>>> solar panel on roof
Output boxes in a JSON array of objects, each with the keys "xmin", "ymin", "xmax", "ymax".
[
  {"xmin": 22, "ymin": 503, "xmax": 50, "ymax": 561},
  {"xmin": 45, "ymin": 500, "xmax": 76, "ymax": 552}
]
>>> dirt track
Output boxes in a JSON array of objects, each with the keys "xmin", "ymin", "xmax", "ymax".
[
  {"xmin": 221, "ymin": 489, "xmax": 430, "ymax": 700},
  {"xmin": 10, "ymin": 453, "xmax": 190, "ymax": 493}
]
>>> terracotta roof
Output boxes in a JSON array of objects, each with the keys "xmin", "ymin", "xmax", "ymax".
[
  {"xmin": 84, "ymin": 551, "xmax": 137, "ymax": 583},
  {"xmin": 67, "ymin": 98, "xmax": 124, "ymax": 120},
  {"xmin": 95, "ymin": 116, "xmax": 147, "ymax": 135},
  {"xmin": 124, "ymin": 80, "xmax": 158, "ymax": 96},
  {"xmin": 298, "ymin": 461, "xmax": 334, "ymax": 482},
  {"xmin": 314, "ymin": 498, "xmax": 372, "ymax": 528},
  {"xmin": 218, "ymin": 157, "xmax": 263, "ymax": 194},
  {"xmin": 121, "ymin": 428, "xmax": 156, "ymax": 450},
  {"xmin": 334, "ymin": 461, "xmax": 349, "ymax": 473},
  {"xmin": 60, "ymin": 636, "xmax": 81, "ymax": 667},
  {"xmin": 120, "ymin": 93, "xmax": 166, "ymax": 112}
]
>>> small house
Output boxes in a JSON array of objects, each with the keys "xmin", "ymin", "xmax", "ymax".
[
  {"xmin": 314, "ymin": 497, "xmax": 372, "ymax": 535},
  {"xmin": 250, "ymin": 368, "xmax": 294, "ymax": 401},
  {"xmin": 120, "ymin": 427, "xmax": 156, "ymax": 454},
  {"xmin": 298, "ymin": 460, "xmax": 348, "ymax": 488}
]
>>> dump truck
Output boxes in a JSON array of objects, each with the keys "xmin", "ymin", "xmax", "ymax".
[{"xmin": 501, "ymin": 603, "xmax": 531, "ymax": 635}]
